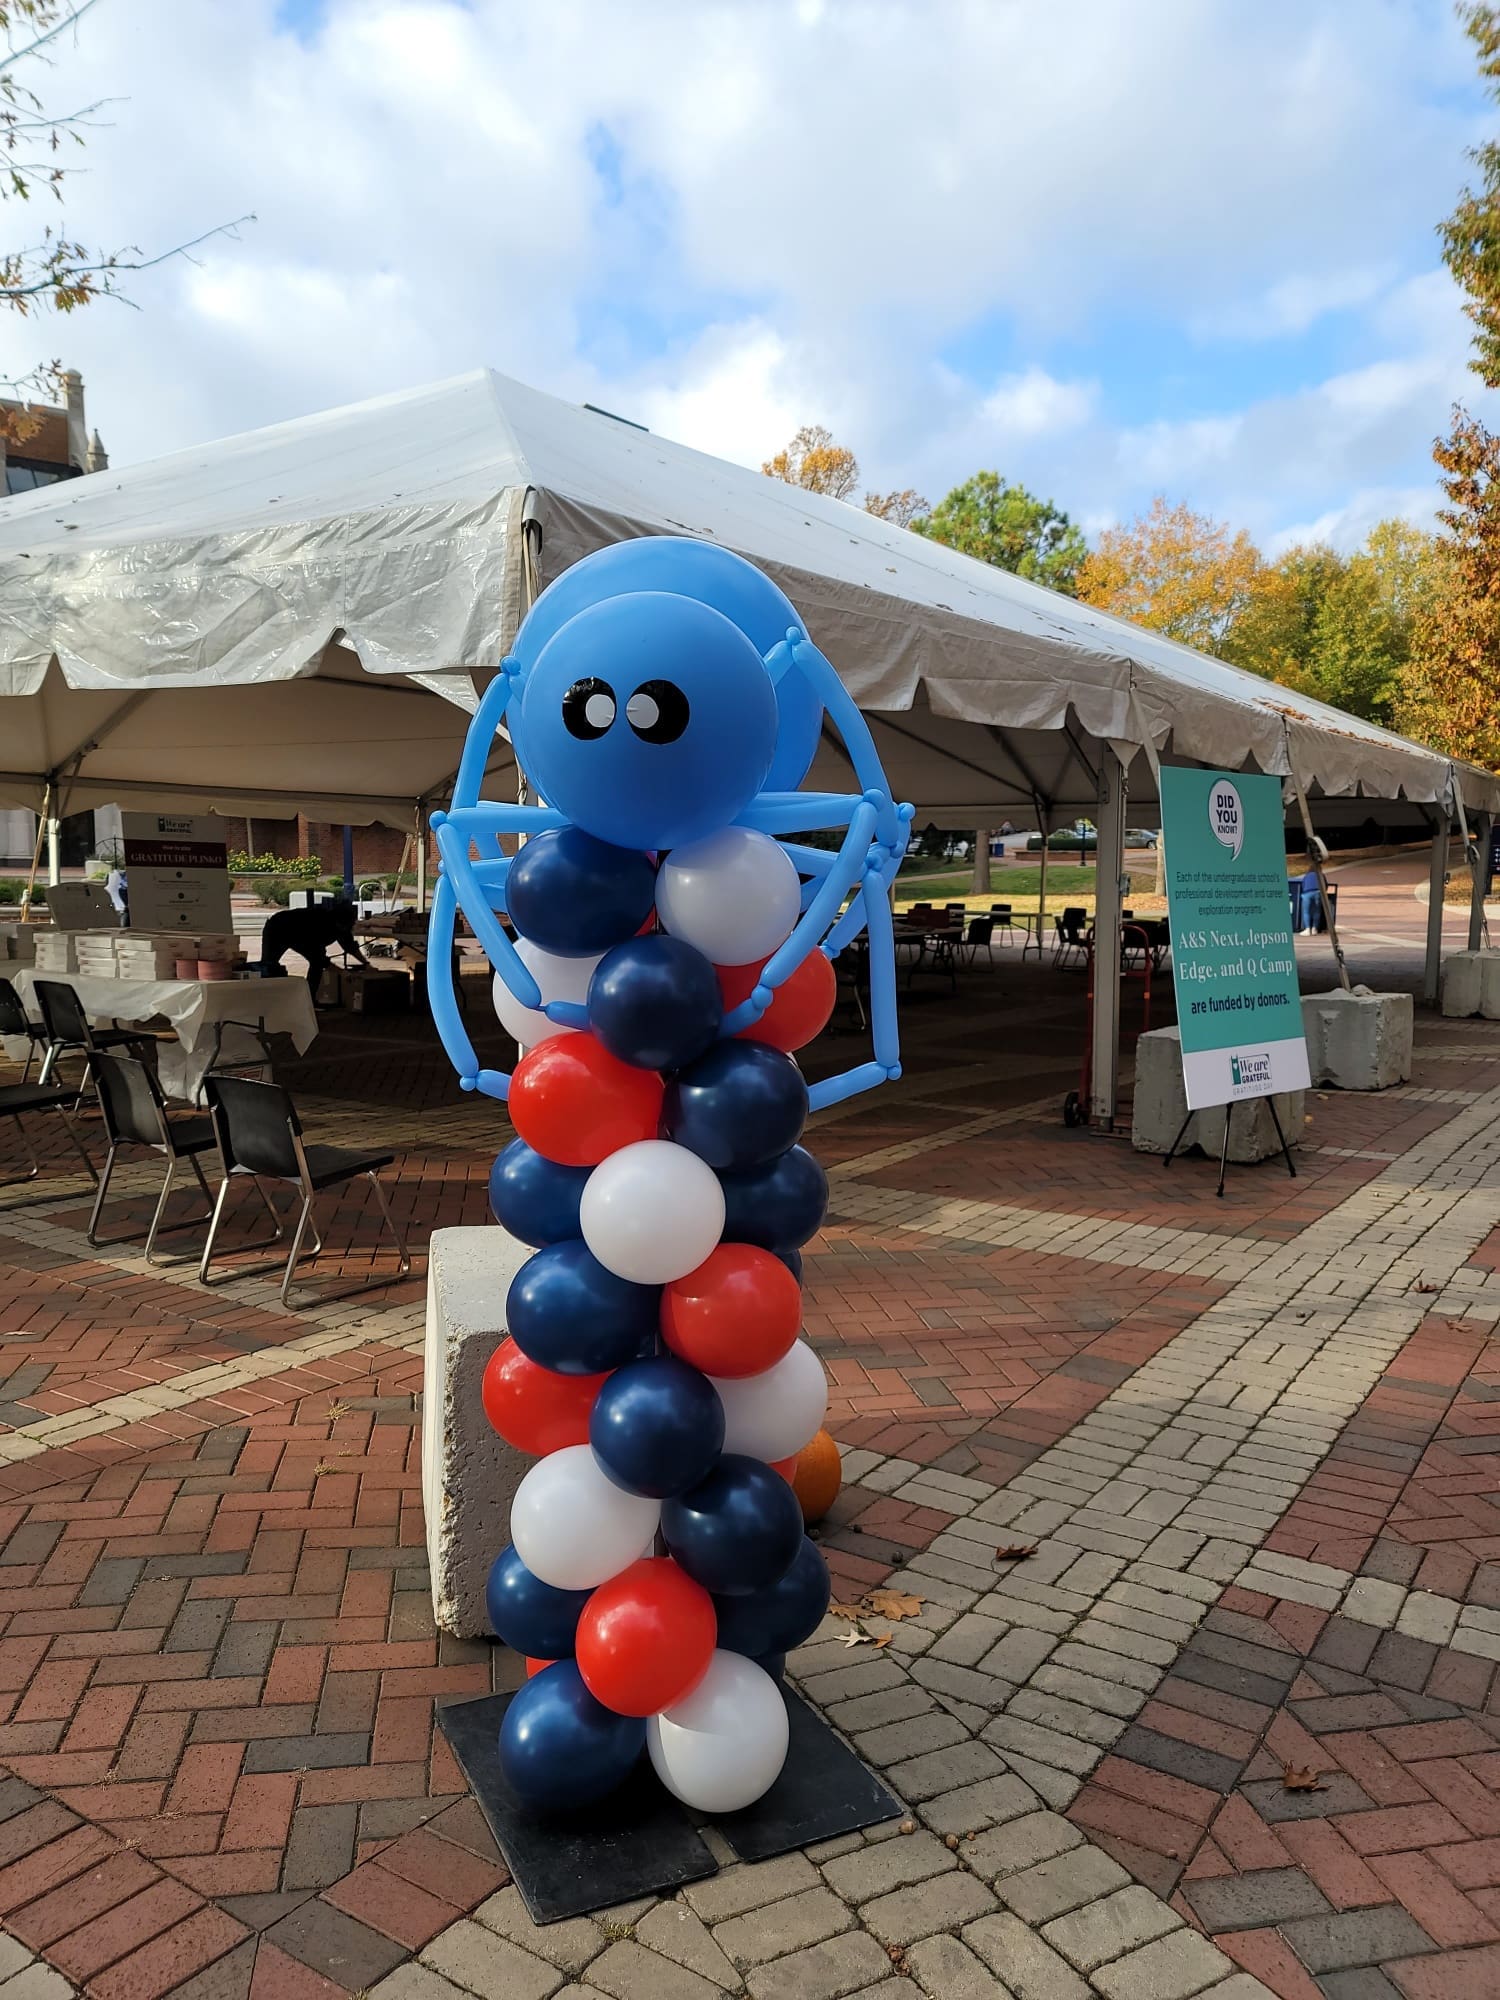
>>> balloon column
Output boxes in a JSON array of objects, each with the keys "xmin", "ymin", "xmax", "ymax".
[{"xmin": 428, "ymin": 538, "xmax": 910, "ymax": 1817}]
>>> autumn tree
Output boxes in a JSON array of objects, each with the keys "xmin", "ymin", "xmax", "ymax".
[
  {"xmin": 1074, "ymin": 496, "xmax": 1262, "ymax": 653},
  {"xmin": 0, "ymin": 0, "xmax": 248, "ymax": 436},
  {"xmin": 1397, "ymin": 4, "xmax": 1500, "ymax": 761},
  {"xmin": 762, "ymin": 424, "xmax": 861, "ymax": 500},
  {"xmin": 864, "ymin": 487, "xmax": 928, "ymax": 528},
  {"xmin": 913, "ymin": 471, "xmax": 1087, "ymax": 594}
]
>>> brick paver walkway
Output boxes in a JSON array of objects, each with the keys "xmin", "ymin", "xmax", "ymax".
[{"xmin": 0, "ymin": 854, "xmax": 1496, "ymax": 1996}]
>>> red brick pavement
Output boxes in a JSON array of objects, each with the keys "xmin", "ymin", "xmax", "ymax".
[{"xmin": 0, "ymin": 939, "xmax": 1497, "ymax": 1991}]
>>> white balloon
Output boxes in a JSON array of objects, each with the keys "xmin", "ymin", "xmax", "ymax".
[
  {"xmin": 492, "ymin": 940, "xmax": 602, "ymax": 1049},
  {"xmin": 510, "ymin": 1445, "xmax": 660, "ymax": 1592},
  {"xmin": 648, "ymin": 1652, "xmax": 789, "ymax": 1813},
  {"xmin": 709, "ymin": 1341, "xmax": 829, "ymax": 1462},
  {"xmin": 580, "ymin": 1140, "xmax": 726, "ymax": 1285},
  {"xmin": 656, "ymin": 828, "xmax": 801, "ymax": 966}
]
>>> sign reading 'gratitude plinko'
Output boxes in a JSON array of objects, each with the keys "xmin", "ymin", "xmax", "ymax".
[{"xmin": 1159, "ymin": 766, "xmax": 1311, "ymax": 1112}]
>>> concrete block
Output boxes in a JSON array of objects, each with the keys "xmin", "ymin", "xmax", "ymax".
[
  {"xmin": 1300, "ymin": 987, "xmax": 1412, "ymax": 1090},
  {"xmin": 1130, "ymin": 1026, "xmax": 1303, "ymax": 1162},
  {"xmin": 423, "ymin": 1225, "xmax": 532, "ymax": 1638},
  {"xmin": 1442, "ymin": 949, "xmax": 1485, "ymax": 1017}
]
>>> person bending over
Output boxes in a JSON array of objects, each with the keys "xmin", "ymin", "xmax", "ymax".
[{"xmin": 259, "ymin": 898, "xmax": 368, "ymax": 1003}]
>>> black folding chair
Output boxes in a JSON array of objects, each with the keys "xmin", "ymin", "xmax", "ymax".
[
  {"xmin": 33, "ymin": 978, "xmax": 153, "ymax": 1102},
  {"xmin": 87, "ymin": 1053, "xmax": 217, "ymax": 1263},
  {"xmin": 199, "ymin": 1075, "xmax": 410, "ymax": 1308},
  {"xmin": 0, "ymin": 1082, "xmax": 96, "ymax": 1196},
  {"xmin": 989, "ymin": 904, "xmax": 1016, "ymax": 947},
  {"xmin": 0, "ymin": 977, "xmax": 48, "ymax": 1084},
  {"xmin": 965, "ymin": 916, "xmax": 995, "ymax": 966},
  {"xmin": 1053, "ymin": 909, "xmax": 1090, "ymax": 970}
]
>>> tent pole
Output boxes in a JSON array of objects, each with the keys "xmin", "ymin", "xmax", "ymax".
[
  {"xmin": 21, "ymin": 787, "xmax": 48, "ymax": 920},
  {"xmin": 1090, "ymin": 746, "xmax": 1126, "ymax": 1128},
  {"xmin": 1424, "ymin": 808, "xmax": 1450, "ymax": 1006},
  {"xmin": 1285, "ymin": 753, "xmax": 1351, "ymax": 993},
  {"xmin": 46, "ymin": 814, "xmax": 60, "ymax": 887},
  {"xmin": 1470, "ymin": 810, "xmax": 1492, "ymax": 952},
  {"xmin": 1036, "ymin": 807, "xmax": 1050, "ymax": 953},
  {"xmin": 415, "ymin": 803, "xmax": 428, "ymax": 916}
]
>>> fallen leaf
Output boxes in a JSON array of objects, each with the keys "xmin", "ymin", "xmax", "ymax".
[
  {"xmin": 1282, "ymin": 1765, "xmax": 1327, "ymax": 1793},
  {"xmin": 840, "ymin": 1630, "xmax": 874, "ymax": 1649},
  {"xmin": 829, "ymin": 1602, "xmax": 864, "ymax": 1622},
  {"xmin": 1414, "ymin": 1281, "xmax": 1440, "ymax": 1294},
  {"xmin": 995, "ymin": 1544, "xmax": 1038, "ymax": 1563},
  {"xmin": 872, "ymin": 1632, "xmax": 893, "ymax": 1648},
  {"xmin": 865, "ymin": 1589, "xmax": 923, "ymax": 1620}
]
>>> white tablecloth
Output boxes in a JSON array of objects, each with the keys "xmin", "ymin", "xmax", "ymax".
[{"xmin": 5, "ymin": 970, "xmax": 318, "ymax": 1100}]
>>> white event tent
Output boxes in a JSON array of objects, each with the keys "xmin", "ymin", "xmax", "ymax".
[{"xmin": 0, "ymin": 366, "xmax": 1493, "ymax": 1120}]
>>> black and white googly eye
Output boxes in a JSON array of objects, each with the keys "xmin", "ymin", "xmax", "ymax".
[
  {"xmin": 626, "ymin": 679, "xmax": 690, "ymax": 744},
  {"xmin": 563, "ymin": 677, "xmax": 615, "ymax": 740}
]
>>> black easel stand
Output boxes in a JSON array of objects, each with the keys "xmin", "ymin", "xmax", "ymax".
[
  {"xmin": 1163, "ymin": 1095, "xmax": 1298, "ymax": 1198},
  {"xmin": 439, "ymin": 1685, "xmax": 900, "ymax": 1925}
]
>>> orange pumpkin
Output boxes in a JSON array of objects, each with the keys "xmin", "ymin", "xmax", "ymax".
[{"xmin": 791, "ymin": 1428, "xmax": 842, "ymax": 1525}]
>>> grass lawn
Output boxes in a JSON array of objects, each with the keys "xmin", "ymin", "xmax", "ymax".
[{"xmin": 897, "ymin": 864, "xmax": 1112, "ymax": 902}]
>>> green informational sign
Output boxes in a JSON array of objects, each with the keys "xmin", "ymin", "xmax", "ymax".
[{"xmin": 1159, "ymin": 767, "xmax": 1310, "ymax": 1110}]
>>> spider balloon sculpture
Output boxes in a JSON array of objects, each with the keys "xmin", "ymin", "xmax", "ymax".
[{"xmin": 427, "ymin": 538, "xmax": 911, "ymax": 1816}]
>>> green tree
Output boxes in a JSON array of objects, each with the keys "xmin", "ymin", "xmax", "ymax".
[
  {"xmin": 1441, "ymin": 3, "xmax": 1500, "ymax": 388},
  {"xmin": 913, "ymin": 471, "xmax": 1088, "ymax": 594}
]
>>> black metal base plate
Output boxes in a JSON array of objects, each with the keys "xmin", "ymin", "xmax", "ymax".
[
  {"xmin": 438, "ymin": 1692, "xmax": 715, "ymax": 1924},
  {"xmin": 714, "ymin": 1688, "xmax": 901, "ymax": 1862},
  {"xmin": 438, "ymin": 1685, "xmax": 901, "ymax": 1923}
]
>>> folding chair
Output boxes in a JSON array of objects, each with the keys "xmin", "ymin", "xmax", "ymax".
[
  {"xmin": 0, "ymin": 1082, "xmax": 96, "ymax": 1196},
  {"xmin": 989, "ymin": 904, "xmax": 1016, "ymax": 947},
  {"xmin": 964, "ymin": 916, "xmax": 995, "ymax": 966},
  {"xmin": 87, "ymin": 1052, "xmax": 217, "ymax": 1263},
  {"xmin": 1052, "ymin": 911, "xmax": 1090, "ymax": 970},
  {"xmin": 199, "ymin": 1075, "xmax": 411, "ymax": 1308},
  {"xmin": 0, "ymin": 977, "xmax": 48, "ymax": 1084},
  {"xmin": 33, "ymin": 978, "xmax": 153, "ymax": 1102}
]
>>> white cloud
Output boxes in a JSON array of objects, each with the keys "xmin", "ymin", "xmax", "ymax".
[
  {"xmin": 981, "ymin": 368, "xmax": 1097, "ymax": 438},
  {"xmin": 0, "ymin": 0, "xmax": 1484, "ymax": 555}
]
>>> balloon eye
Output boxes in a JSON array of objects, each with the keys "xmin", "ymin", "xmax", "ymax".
[
  {"xmin": 563, "ymin": 678, "xmax": 615, "ymax": 740},
  {"xmin": 627, "ymin": 680, "xmax": 690, "ymax": 745}
]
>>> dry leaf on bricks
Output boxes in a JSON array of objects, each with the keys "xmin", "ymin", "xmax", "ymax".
[
  {"xmin": 1282, "ymin": 1766, "xmax": 1327, "ymax": 1793},
  {"xmin": 995, "ymin": 1544, "xmax": 1038, "ymax": 1563},
  {"xmin": 864, "ymin": 1589, "xmax": 923, "ymax": 1620}
]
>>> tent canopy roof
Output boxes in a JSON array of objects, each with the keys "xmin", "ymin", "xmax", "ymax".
[{"xmin": 0, "ymin": 367, "xmax": 1490, "ymax": 827}]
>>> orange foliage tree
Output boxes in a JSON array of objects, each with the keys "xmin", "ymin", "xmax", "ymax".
[{"xmin": 1074, "ymin": 496, "xmax": 1263, "ymax": 654}]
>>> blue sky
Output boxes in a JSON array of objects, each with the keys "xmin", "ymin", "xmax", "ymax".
[{"xmin": 6, "ymin": 0, "xmax": 1495, "ymax": 555}]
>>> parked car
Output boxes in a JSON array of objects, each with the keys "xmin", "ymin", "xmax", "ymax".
[{"xmin": 1126, "ymin": 828, "xmax": 1160, "ymax": 847}]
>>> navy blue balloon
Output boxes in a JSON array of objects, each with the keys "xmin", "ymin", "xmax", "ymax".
[
  {"xmin": 588, "ymin": 936, "xmax": 723, "ymax": 1072},
  {"xmin": 499, "ymin": 1660, "xmax": 646, "ymax": 1809},
  {"xmin": 712, "ymin": 1536, "xmax": 831, "ymax": 1656},
  {"xmin": 508, "ymin": 1242, "xmax": 661, "ymax": 1376},
  {"xmin": 665, "ymin": 1041, "xmax": 808, "ymax": 1174},
  {"xmin": 662, "ymin": 1453, "xmax": 804, "ymax": 1596},
  {"xmin": 590, "ymin": 1356, "xmax": 726, "ymax": 1499},
  {"xmin": 489, "ymin": 1140, "xmax": 590, "ymax": 1247},
  {"xmin": 486, "ymin": 1545, "xmax": 591, "ymax": 1660},
  {"xmin": 719, "ymin": 1145, "xmax": 829, "ymax": 1251},
  {"xmin": 775, "ymin": 1247, "xmax": 804, "ymax": 1284},
  {"xmin": 506, "ymin": 826, "xmax": 656, "ymax": 958},
  {"xmin": 755, "ymin": 1651, "xmax": 787, "ymax": 1683}
]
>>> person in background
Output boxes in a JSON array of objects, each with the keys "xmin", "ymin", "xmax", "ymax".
[
  {"xmin": 258, "ymin": 897, "xmax": 369, "ymax": 1003},
  {"xmin": 105, "ymin": 865, "xmax": 129, "ymax": 924}
]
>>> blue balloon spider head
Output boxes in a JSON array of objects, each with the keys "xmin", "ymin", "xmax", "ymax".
[{"xmin": 514, "ymin": 590, "xmax": 778, "ymax": 851}]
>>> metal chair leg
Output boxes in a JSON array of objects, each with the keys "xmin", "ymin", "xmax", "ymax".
[
  {"xmin": 36, "ymin": 1042, "xmax": 57, "ymax": 1087},
  {"xmin": 143, "ymin": 1158, "xmax": 178, "ymax": 1264},
  {"xmin": 369, "ymin": 1171, "xmax": 411, "ymax": 1275},
  {"xmin": 280, "ymin": 1196, "xmax": 317, "ymax": 1308},
  {"xmin": 86, "ymin": 1142, "xmax": 119, "ymax": 1244},
  {"xmin": 198, "ymin": 1177, "xmax": 234, "ymax": 1284},
  {"xmin": 0, "ymin": 1116, "xmax": 41, "ymax": 1188}
]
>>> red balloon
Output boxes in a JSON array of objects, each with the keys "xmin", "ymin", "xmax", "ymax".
[
  {"xmin": 525, "ymin": 1657, "xmax": 554, "ymax": 1678},
  {"xmin": 482, "ymin": 1339, "xmax": 607, "ymax": 1456},
  {"xmin": 662, "ymin": 1244, "xmax": 802, "ymax": 1379},
  {"xmin": 509, "ymin": 1033, "xmax": 664, "ymax": 1167},
  {"xmin": 575, "ymin": 1557, "xmax": 716, "ymax": 1717},
  {"xmin": 770, "ymin": 1456, "xmax": 799, "ymax": 1482},
  {"xmin": 717, "ymin": 951, "xmax": 836, "ymax": 1053}
]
